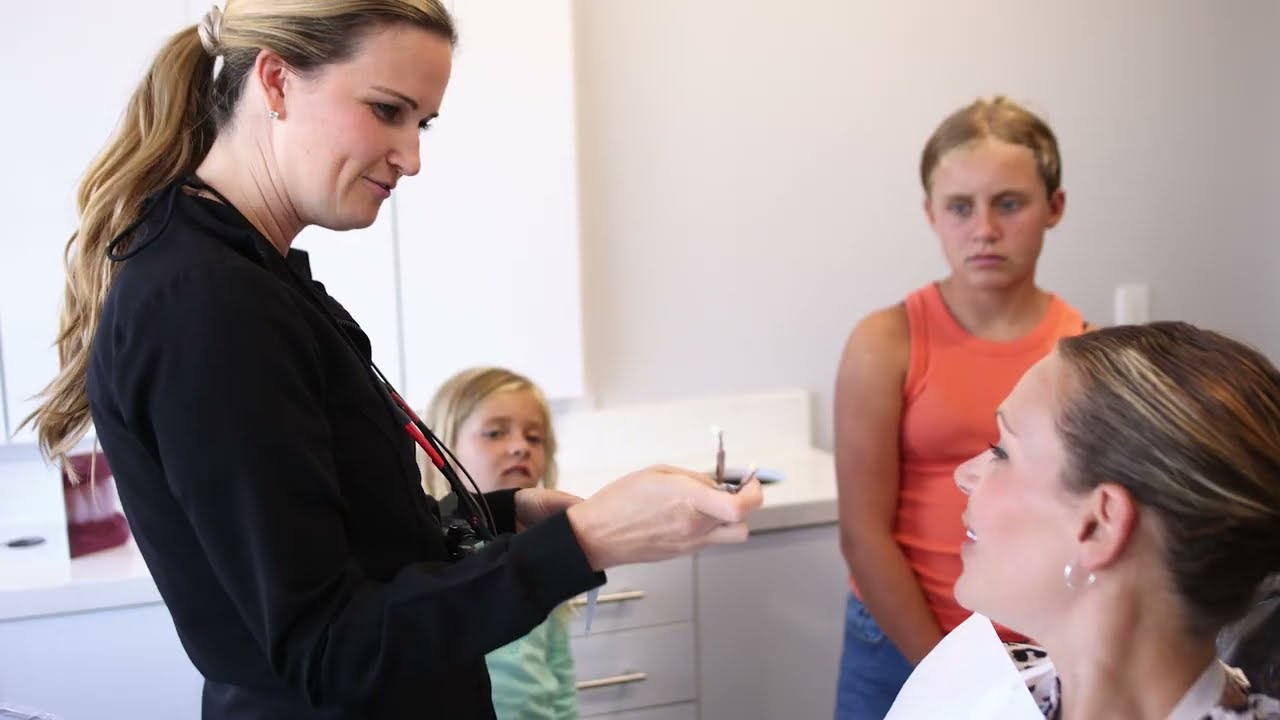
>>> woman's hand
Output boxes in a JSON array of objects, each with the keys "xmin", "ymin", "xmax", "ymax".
[
  {"xmin": 514, "ymin": 487, "xmax": 585, "ymax": 532},
  {"xmin": 565, "ymin": 465, "xmax": 763, "ymax": 571}
]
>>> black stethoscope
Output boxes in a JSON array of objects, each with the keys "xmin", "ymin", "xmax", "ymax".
[{"xmin": 105, "ymin": 174, "xmax": 497, "ymax": 544}]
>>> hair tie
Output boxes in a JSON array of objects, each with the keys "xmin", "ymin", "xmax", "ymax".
[{"xmin": 197, "ymin": 5, "xmax": 224, "ymax": 56}]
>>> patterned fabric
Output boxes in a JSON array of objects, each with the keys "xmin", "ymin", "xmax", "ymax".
[{"xmin": 1006, "ymin": 643, "xmax": 1280, "ymax": 719}]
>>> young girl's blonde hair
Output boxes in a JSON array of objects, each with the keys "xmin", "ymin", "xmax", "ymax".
[
  {"xmin": 420, "ymin": 367, "xmax": 557, "ymax": 498},
  {"xmin": 920, "ymin": 95, "xmax": 1062, "ymax": 198}
]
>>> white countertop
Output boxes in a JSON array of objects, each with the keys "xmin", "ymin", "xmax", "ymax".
[
  {"xmin": 558, "ymin": 446, "xmax": 837, "ymax": 534},
  {"xmin": 0, "ymin": 536, "xmax": 159, "ymax": 622},
  {"xmin": 0, "ymin": 446, "xmax": 835, "ymax": 623}
]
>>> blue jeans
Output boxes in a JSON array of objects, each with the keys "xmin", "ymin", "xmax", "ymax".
[{"xmin": 834, "ymin": 593, "xmax": 914, "ymax": 720}]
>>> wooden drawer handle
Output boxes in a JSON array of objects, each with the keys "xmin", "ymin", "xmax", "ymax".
[
  {"xmin": 569, "ymin": 589, "xmax": 646, "ymax": 608},
  {"xmin": 576, "ymin": 671, "xmax": 649, "ymax": 691}
]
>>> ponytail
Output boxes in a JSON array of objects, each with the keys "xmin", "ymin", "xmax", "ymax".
[{"xmin": 26, "ymin": 25, "xmax": 217, "ymax": 469}]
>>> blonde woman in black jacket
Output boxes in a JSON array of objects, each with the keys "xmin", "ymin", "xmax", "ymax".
[{"xmin": 25, "ymin": 3, "xmax": 761, "ymax": 718}]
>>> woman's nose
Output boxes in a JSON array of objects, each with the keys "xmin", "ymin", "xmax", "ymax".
[
  {"xmin": 954, "ymin": 454, "xmax": 981, "ymax": 496},
  {"xmin": 391, "ymin": 130, "xmax": 421, "ymax": 177}
]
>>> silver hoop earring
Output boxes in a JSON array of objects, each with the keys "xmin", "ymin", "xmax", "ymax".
[
  {"xmin": 268, "ymin": 110, "xmax": 280, "ymax": 120},
  {"xmin": 1064, "ymin": 563, "xmax": 1096, "ymax": 590}
]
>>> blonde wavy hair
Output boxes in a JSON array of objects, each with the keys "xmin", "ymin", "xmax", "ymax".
[
  {"xmin": 420, "ymin": 367, "xmax": 558, "ymax": 499},
  {"xmin": 25, "ymin": 0, "xmax": 456, "ymax": 470}
]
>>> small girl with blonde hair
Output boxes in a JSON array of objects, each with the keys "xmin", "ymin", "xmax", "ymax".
[{"xmin": 422, "ymin": 366, "xmax": 577, "ymax": 719}]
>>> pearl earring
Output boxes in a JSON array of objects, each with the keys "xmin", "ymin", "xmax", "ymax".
[
  {"xmin": 1063, "ymin": 563, "xmax": 1096, "ymax": 590},
  {"xmin": 268, "ymin": 110, "xmax": 280, "ymax": 120}
]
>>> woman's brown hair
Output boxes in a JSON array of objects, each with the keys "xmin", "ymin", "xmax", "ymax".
[{"xmin": 1056, "ymin": 322, "xmax": 1280, "ymax": 633}]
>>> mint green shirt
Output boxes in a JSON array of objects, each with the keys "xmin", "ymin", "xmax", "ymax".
[{"xmin": 487, "ymin": 607, "xmax": 579, "ymax": 720}]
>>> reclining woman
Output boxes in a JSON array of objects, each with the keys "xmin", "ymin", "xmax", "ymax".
[{"xmin": 951, "ymin": 322, "xmax": 1280, "ymax": 719}]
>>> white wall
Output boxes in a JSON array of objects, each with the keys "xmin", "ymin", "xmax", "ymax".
[
  {"xmin": 1259, "ymin": 7, "xmax": 1280, "ymax": 358},
  {"xmin": 2, "ymin": 1, "xmax": 1275, "ymax": 455},
  {"xmin": 572, "ymin": 0, "xmax": 1280, "ymax": 448},
  {"xmin": 0, "ymin": 1, "xmax": 188, "ymax": 444},
  {"xmin": 398, "ymin": 0, "xmax": 586, "ymax": 403}
]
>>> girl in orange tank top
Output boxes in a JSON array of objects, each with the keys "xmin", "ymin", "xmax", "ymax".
[{"xmin": 833, "ymin": 97, "xmax": 1088, "ymax": 720}]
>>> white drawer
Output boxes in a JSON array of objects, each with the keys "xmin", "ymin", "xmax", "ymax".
[
  {"xmin": 583, "ymin": 701, "xmax": 698, "ymax": 720},
  {"xmin": 569, "ymin": 556, "xmax": 692, "ymax": 636},
  {"xmin": 573, "ymin": 622, "xmax": 695, "ymax": 716}
]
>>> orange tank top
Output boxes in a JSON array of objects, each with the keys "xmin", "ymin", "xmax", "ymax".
[{"xmin": 851, "ymin": 283, "xmax": 1085, "ymax": 640}]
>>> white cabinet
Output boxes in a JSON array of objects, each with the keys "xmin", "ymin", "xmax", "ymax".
[
  {"xmin": 292, "ymin": 217, "xmax": 405, "ymax": 388},
  {"xmin": 394, "ymin": 0, "xmax": 586, "ymax": 406},
  {"xmin": 566, "ymin": 523, "xmax": 846, "ymax": 719},
  {"xmin": 588, "ymin": 703, "xmax": 698, "ymax": 720},
  {"xmin": 569, "ymin": 557, "xmax": 696, "ymax": 717},
  {"xmin": 0, "ymin": 1, "xmax": 188, "ymax": 443},
  {"xmin": 573, "ymin": 623, "xmax": 697, "ymax": 717},
  {"xmin": 568, "ymin": 556, "xmax": 693, "ymax": 637},
  {"xmin": 696, "ymin": 524, "xmax": 848, "ymax": 720},
  {"xmin": 0, "ymin": 602, "xmax": 203, "ymax": 720}
]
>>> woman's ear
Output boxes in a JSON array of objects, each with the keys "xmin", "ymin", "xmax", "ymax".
[
  {"xmin": 1076, "ymin": 482, "xmax": 1137, "ymax": 572},
  {"xmin": 252, "ymin": 49, "xmax": 292, "ymax": 119}
]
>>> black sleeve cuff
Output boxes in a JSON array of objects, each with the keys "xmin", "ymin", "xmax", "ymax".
[
  {"xmin": 482, "ymin": 489, "xmax": 519, "ymax": 535},
  {"xmin": 507, "ymin": 510, "xmax": 606, "ymax": 612}
]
